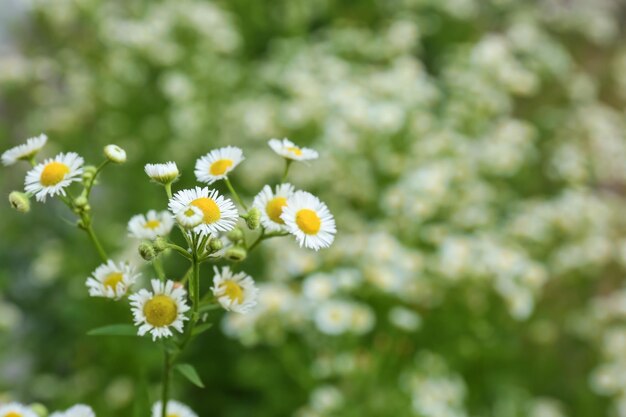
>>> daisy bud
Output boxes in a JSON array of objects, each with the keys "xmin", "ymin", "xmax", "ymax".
[
  {"xmin": 139, "ymin": 242, "xmax": 157, "ymax": 261},
  {"xmin": 227, "ymin": 227, "xmax": 244, "ymax": 243},
  {"xmin": 245, "ymin": 207, "xmax": 261, "ymax": 230},
  {"xmin": 225, "ymin": 245, "xmax": 247, "ymax": 262},
  {"xmin": 29, "ymin": 403, "xmax": 48, "ymax": 417},
  {"xmin": 104, "ymin": 144, "xmax": 127, "ymax": 163},
  {"xmin": 74, "ymin": 195, "xmax": 89, "ymax": 208},
  {"xmin": 145, "ymin": 162, "xmax": 179, "ymax": 185},
  {"xmin": 154, "ymin": 236, "xmax": 168, "ymax": 253},
  {"xmin": 8, "ymin": 191, "xmax": 30, "ymax": 213},
  {"xmin": 82, "ymin": 165, "xmax": 97, "ymax": 182},
  {"xmin": 209, "ymin": 237, "xmax": 223, "ymax": 252}
]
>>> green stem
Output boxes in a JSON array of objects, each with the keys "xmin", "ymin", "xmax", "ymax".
[
  {"xmin": 248, "ymin": 230, "xmax": 288, "ymax": 253},
  {"xmin": 281, "ymin": 159, "xmax": 292, "ymax": 183},
  {"xmin": 165, "ymin": 183, "xmax": 173, "ymax": 199},
  {"xmin": 224, "ymin": 177, "xmax": 248, "ymax": 210},
  {"xmin": 166, "ymin": 243, "xmax": 192, "ymax": 260},
  {"xmin": 161, "ymin": 350, "xmax": 171, "ymax": 417},
  {"xmin": 85, "ymin": 159, "xmax": 110, "ymax": 198},
  {"xmin": 153, "ymin": 257, "xmax": 166, "ymax": 280},
  {"xmin": 83, "ymin": 217, "xmax": 108, "ymax": 262}
]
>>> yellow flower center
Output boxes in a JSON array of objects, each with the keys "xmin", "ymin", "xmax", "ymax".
[
  {"xmin": 144, "ymin": 220, "xmax": 161, "ymax": 229},
  {"xmin": 210, "ymin": 159, "xmax": 233, "ymax": 176},
  {"xmin": 266, "ymin": 196, "xmax": 288, "ymax": 224},
  {"xmin": 296, "ymin": 209, "xmax": 321, "ymax": 234},
  {"xmin": 286, "ymin": 146, "xmax": 302, "ymax": 156},
  {"xmin": 5, "ymin": 413, "xmax": 22, "ymax": 417},
  {"xmin": 191, "ymin": 198, "xmax": 221, "ymax": 224},
  {"xmin": 103, "ymin": 272, "xmax": 124, "ymax": 290},
  {"xmin": 168, "ymin": 414, "xmax": 180, "ymax": 417},
  {"xmin": 184, "ymin": 208, "xmax": 196, "ymax": 217},
  {"xmin": 40, "ymin": 161, "xmax": 70, "ymax": 186},
  {"xmin": 221, "ymin": 280, "xmax": 244, "ymax": 304},
  {"xmin": 143, "ymin": 294, "xmax": 178, "ymax": 327}
]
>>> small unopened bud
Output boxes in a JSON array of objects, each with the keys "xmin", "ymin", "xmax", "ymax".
[
  {"xmin": 208, "ymin": 237, "xmax": 223, "ymax": 252},
  {"xmin": 104, "ymin": 144, "xmax": 127, "ymax": 163},
  {"xmin": 225, "ymin": 245, "xmax": 247, "ymax": 262},
  {"xmin": 82, "ymin": 165, "xmax": 97, "ymax": 182},
  {"xmin": 227, "ymin": 227, "xmax": 244, "ymax": 243},
  {"xmin": 245, "ymin": 207, "xmax": 261, "ymax": 230},
  {"xmin": 138, "ymin": 242, "xmax": 157, "ymax": 261},
  {"xmin": 74, "ymin": 195, "xmax": 89, "ymax": 208},
  {"xmin": 8, "ymin": 191, "xmax": 30, "ymax": 213},
  {"xmin": 29, "ymin": 403, "xmax": 48, "ymax": 417},
  {"xmin": 154, "ymin": 236, "xmax": 168, "ymax": 253}
]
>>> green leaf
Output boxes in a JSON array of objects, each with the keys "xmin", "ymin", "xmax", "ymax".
[
  {"xmin": 175, "ymin": 363, "xmax": 205, "ymax": 388},
  {"xmin": 87, "ymin": 324, "xmax": 137, "ymax": 337},
  {"xmin": 192, "ymin": 322, "xmax": 214, "ymax": 336}
]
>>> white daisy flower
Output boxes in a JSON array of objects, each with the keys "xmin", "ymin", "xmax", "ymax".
[
  {"xmin": 252, "ymin": 183, "xmax": 295, "ymax": 232},
  {"xmin": 168, "ymin": 187, "xmax": 238, "ymax": 237},
  {"xmin": 175, "ymin": 204, "xmax": 204, "ymax": 229},
  {"xmin": 24, "ymin": 152, "xmax": 84, "ymax": 202},
  {"xmin": 268, "ymin": 138, "xmax": 318, "ymax": 161},
  {"xmin": 314, "ymin": 300, "xmax": 353, "ymax": 335},
  {"xmin": 281, "ymin": 191, "xmax": 336, "ymax": 251},
  {"xmin": 0, "ymin": 403, "xmax": 38, "ymax": 417},
  {"xmin": 104, "ymin": 144, "xmax": 126, "ymax": 163},
  {"xmin": 128, "ymin": 210, "xmax": 175, "ymax": 240},
  {"xmin": 145, "ymin": 162, "xmax": 179, "ymax": 184},
  {"xmin": 151, "ymin": 400, "xmax": 198, "ymax": 417},
  {"xmin": 211, "ymin": 266, "xmax": 259, "ymax": 314},
  {"xmin": 194, "ymin": 146, "xmax": 244, "ymax": 184},
  {"xmin": 129, "ymin": 279, "xmax": 190, "ymax": 341},
  {"xmin": 49, "ymin": 404, "xmax": 96, "ymax": 417},
  {"xmin": 2, "ymin": 133, "xmax": 47, "ymax": 166},
  {"xmin": 86, "ymin": 260, "xmax": 140, "ymax": 299}
]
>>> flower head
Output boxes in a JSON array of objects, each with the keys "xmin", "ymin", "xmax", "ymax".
[
  {"xmin": 175, "ymin": 204, "xmax": 204, "ymax": 229},
  {"xmin": 129, "ymin": 279, "xmax": 190, "ymax": 340},
  {"xmin": 168, "ymin": 187, "xmax": 238, "ymax": 236},
  {"xmin": 194, "ymin": 146, "xmax": 244, "ymax": 184},
  {"xmin": 24, "ymin": 152, "xmax": 84, "ymax": 202},
  {"xmin": 252, "ymin": 183, "xmax": 295, "ymax": 232},
  {"xmin": 211, "ymin": 266, "xmax": 258, "ymax": 314},
  {"xmin": 0, "ymin": 403, "xmax": 38, "ymax": 417},
  {"xmin": 151, "ymin": 401, "xmax": 197, "ymax": 417},
  {"xmin": 49, "ymin": 405, "xmax": 95, "ymax": 417},
  {"xmin": 2, "ymin": 134, "xmax": 47, "ymax": 166},
  {"xmin": 268, "ymin": 138, "xmax": 318, "ymax": 161},
  {"xmin": 281, "ymin": 191, "xmax": 336, "ymax": 250},
  {"xmin": 128, "ymin": 210, "xmax": 175, "ymax": 240},
  {"xmin": 145, "ymin": 162, "xmax": 179, "ymax": 184},
  {"xmin": 104, "ymin": 144, "xmax": 126, "ymax": 163},
  {"xmin": 86, "ymin": 260, "xmax": 140, "ymax": 299}
]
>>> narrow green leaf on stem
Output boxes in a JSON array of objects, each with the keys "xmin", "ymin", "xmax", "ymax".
[
  {"xmin": 87, "ymin": 324, "xmax": 137, "ymax": 336},
  {"xmin": 175, "ymin": 363, "xmax": 205, "ymax": 388}
]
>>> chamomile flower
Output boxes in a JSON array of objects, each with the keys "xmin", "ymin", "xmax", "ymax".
[
  {"xmin": 145, "ymin": 162, "xmax": 179, "ymax": 184},
  {"xmin": 128, "ymin": 210, "xmax": 175, "ymax": 240},
  {"xmin": 24, "ymin": 152, "xmax": 84, "ymax": 202},
  {"xmin": 151, "ymin": 401, "xmax": 198, "ymax": 417},
  {"xmin": 314, "ymin": 300, "xmax": 352, "ymax": 335},
  {"xmin": 86, "ymin": 260, "xmax": 140, "ymax": 299},
  {"xmin": 168, "ymin": 187, "xmax": 238, "ymax": 236},
  {"xmin": 252, "ymin": 183, "xmax": 295, "ymax": 232},
  {"xmin": 129, "ymin": 279, "xmax": 190, "ymax": 340},
  {"xmin": 49, "ymin": 405, "xmax": 96, "ymax": 417},
  {"xmin": 281, "ymin": 191, "xmax": 336, "ymax": 250},
  {"xmin": 175, "ymin": 204, "xmax": 204, "ymax": 229},
  {"xmin": 194, "ymin": 146, "xmax": 244, "ymax": 184},
  {"xmin": 268, "ymin": 138, "xmax": 318, "ymax": 161},
  {"xmin": 0, "ymin": 403, "xmax": 38, "ymax": 417},
  {"xmin": 211, "ymin": 266, "xmax": 259, "ymax": 314},
  {"xmin": 1, "ymin": 133, "xmax": 47, "ymax": 166}
]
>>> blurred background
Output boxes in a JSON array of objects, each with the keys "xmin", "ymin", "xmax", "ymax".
[{"xmin": 2, "ymin": 0, "xmax": 626, "ymax": 416}]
